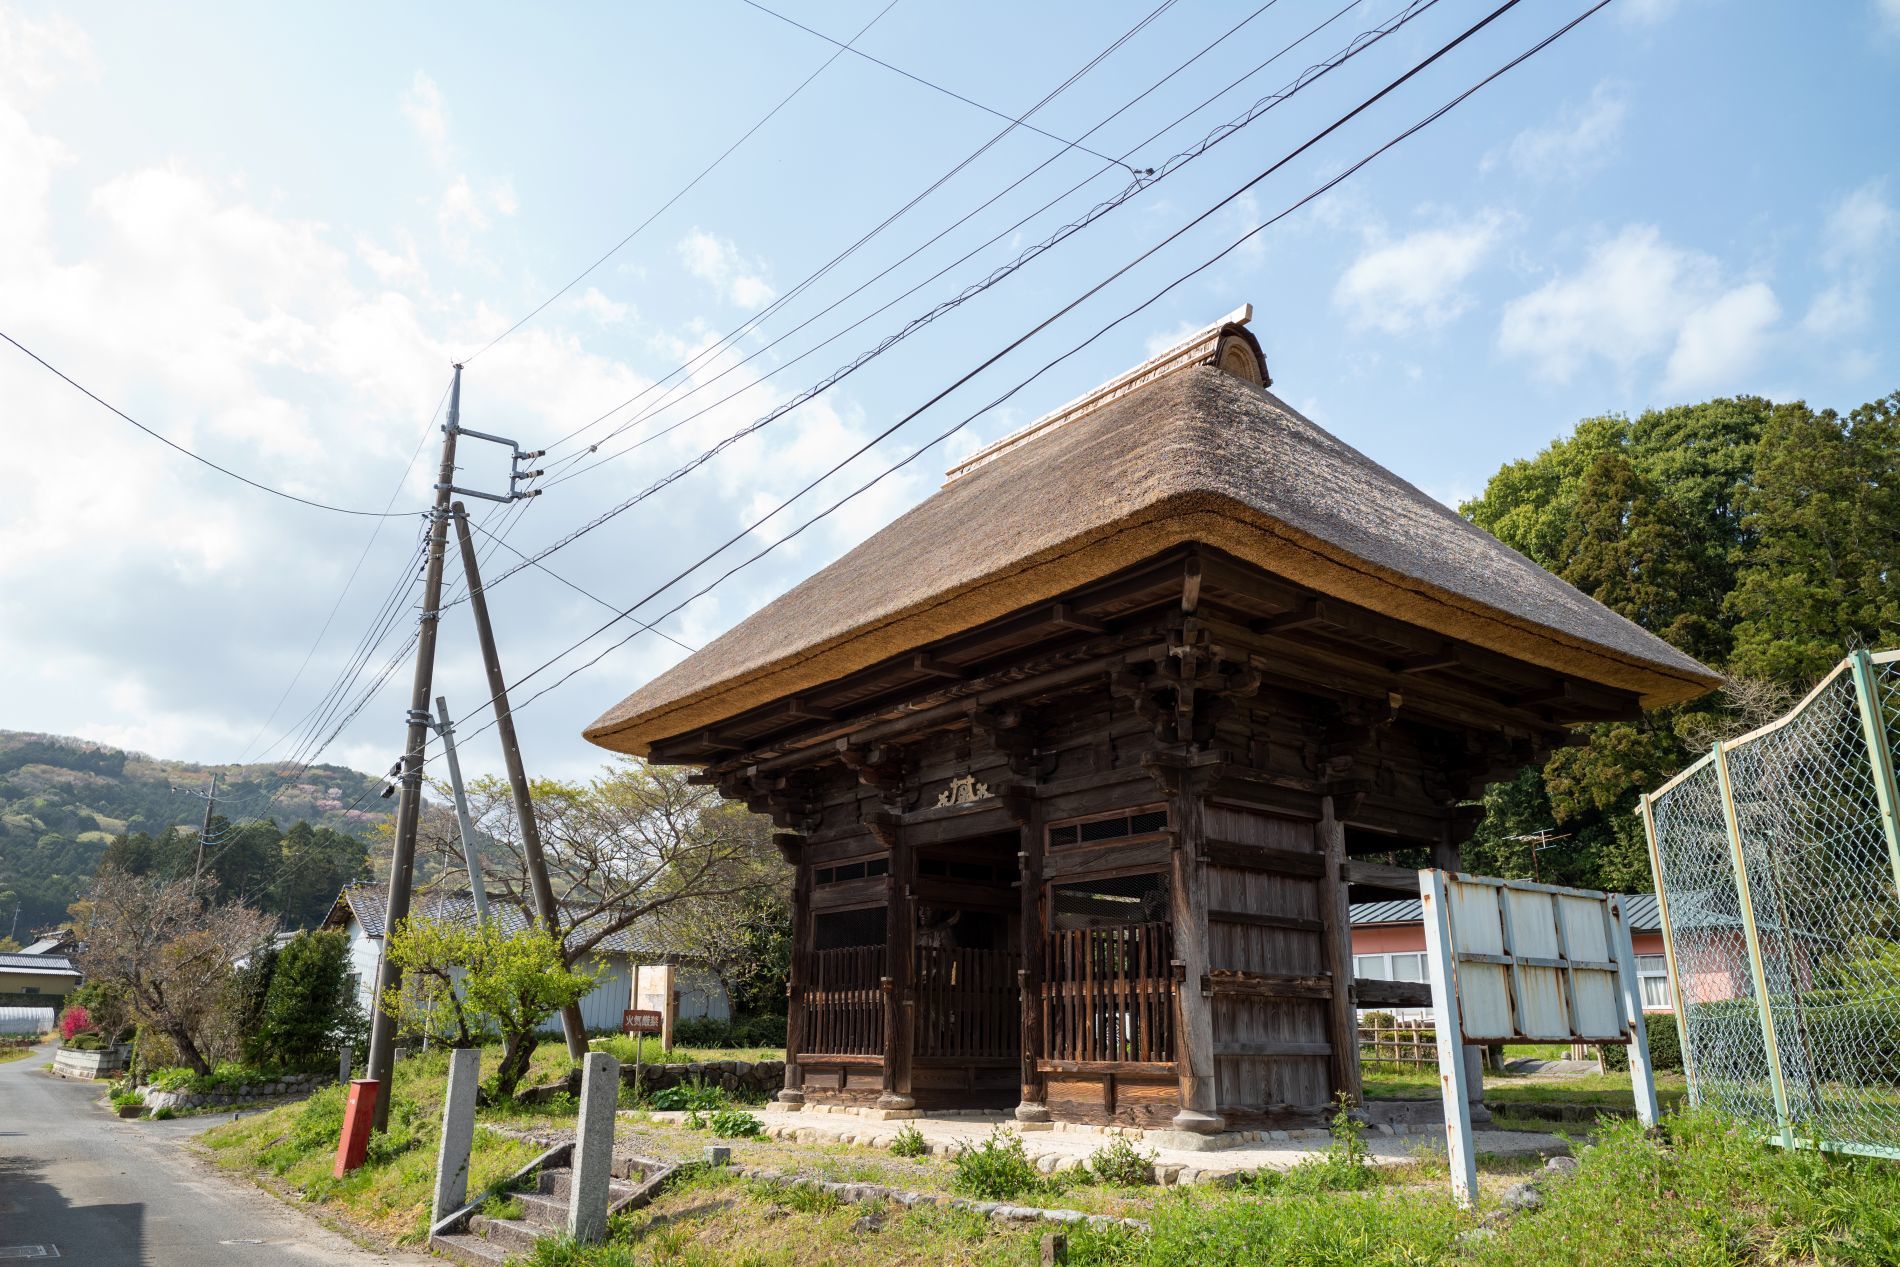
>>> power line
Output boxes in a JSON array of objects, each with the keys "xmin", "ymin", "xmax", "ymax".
[
  {"xmin": 539, "ymin": 0, "xmax": 1429, "ymax": 493},
  {"xmin": 1, "ymin": 330, "xmax": 424, "ymax": 519},
  {"xmin": 453, "ymin": 0, "xmax": 1433, "ymax": 600},
  {"xmin": 461, "ymin": 0, "xmax": 904, "ymax": 364},
  {"xmin": 738, "ymin": 0, "xmax": 1137, "ymax": 172},
  {"xmin": 536, "ymin": 0, "xmax": 1182, "ymax": 460},
  {"xmin": 439, "ymin": 0, "xmax": 1611, "ymax": 753}
]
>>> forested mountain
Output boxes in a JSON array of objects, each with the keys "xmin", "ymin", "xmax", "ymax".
[
  {"xmin": 1460, "ymin": 389, "xmax": 1900, "ymax": 891},
  {"xmin": 0, "ymin": 730, "xmax": 392, "ymax": 935}
]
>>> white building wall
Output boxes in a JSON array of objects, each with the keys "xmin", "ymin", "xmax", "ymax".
[{"xmin": 633, "ymin": 964, "xmax": 731, "ymax": 1022}]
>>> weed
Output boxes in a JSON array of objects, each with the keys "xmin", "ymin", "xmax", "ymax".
[
  {"xmin": 889, "ymin": 1122, "xmax": 928, "ymax": 1158},
  {"xmin": 151, "ymin": 1106, "xmax": 176, "ymax": 1120},
  {"xmin": 709, "ymin": 1107, "xmax": 763, "ymax": 1138},
  {"xmin": 1086, "ymin": 1136, "xmax": 1156, "ymax": 1187},
  {"xmin": 949, "ymin": 1127, "xmax": 1058, "ymax": 1201},
  {"xmin": 651, "ymin": 1076, "xmax": 726, "ymax": 1113},
  {"xmin": 480, "ymin": 1192, "xmax": 525, "ymax": 1221}
]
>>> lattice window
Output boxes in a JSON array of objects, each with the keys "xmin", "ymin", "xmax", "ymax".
[
  {"xmin": 1047, "ymin": 806, "xmax": 1169, "ymax": 848},
  {"xmin": 1051, "ymin": 871, "xmax": 1170, "ymax": 930}
]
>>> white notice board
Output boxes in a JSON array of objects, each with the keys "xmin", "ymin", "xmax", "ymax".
[{"xmin": 1421, "ymin": 871, "xmax": 1658, "ymax": 1206}]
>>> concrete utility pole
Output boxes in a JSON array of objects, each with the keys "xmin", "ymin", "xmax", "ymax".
[
  {"xmin": 365, "ymin": 364, "xmax": 464, "ymax": 1131},
  {"xmin": 432, "ymin": 696, "xmax": 490, "ymax": 924},
  {"xmin": 451, "ymin": 503, "xmax": 586, "ymax": 1059},
  {"xmin": 191, "ymin": 773, "xmax": 218, "ymax": 892}
]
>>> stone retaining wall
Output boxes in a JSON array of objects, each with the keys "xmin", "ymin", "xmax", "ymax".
[
  {"xmin": 52, "ymin": 1045, "xmax": 129, "ymax": 1079},
  {"xmin": 619, "ymin": 1059, "xmax": 784, "ymax": 1099},
  {"xmin": 142, "ymin": 1069, "xmax": 328, "ymax": 1111}
]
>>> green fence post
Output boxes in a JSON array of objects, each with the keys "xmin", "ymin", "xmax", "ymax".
[
  {"xmin": 1638, "ymin": 793, "xmax": 1698, "ymax": 1104},
  {"xmin": 1712, "ymin": 741, "xmax": 1796, "ymax": 1150},
  {"xmin": 1847, "ymin": 650, "xmax": 1900, "ymax": 901}
]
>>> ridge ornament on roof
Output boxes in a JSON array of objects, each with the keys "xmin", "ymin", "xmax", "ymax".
[{"xmin": 943, "ymin": 304, "xmax": 1267, "ymax": 485}]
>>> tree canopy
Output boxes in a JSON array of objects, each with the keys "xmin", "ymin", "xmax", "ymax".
[{"xmin": 1459, "ymin": 389, "xmax": 1900, "ymax": 890}]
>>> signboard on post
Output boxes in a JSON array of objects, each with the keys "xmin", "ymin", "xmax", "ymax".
[
  {"xmin": 1420, "ymin": 871, "xmax": 1658, "ymax": 1207},
  {"xmin": 622, "ymin": 1009, "xmax": 664, "ymax": 1035}
]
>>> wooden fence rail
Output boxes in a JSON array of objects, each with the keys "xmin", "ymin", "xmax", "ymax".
[
  {"xmin": 1358, "ymin": 1022, "xmax": 1438, "ymax": 1068},
  {"xmin": 913, "ymin": 946, "xmax": 1019, "ymax": 1060},
  {"xmin": 800, "ymin": 945, "xmax": 886, "ymax": 1056},
  {"xmin": 1042, "ymin": 922, "xmax": 1176, "ymax": 1064}
]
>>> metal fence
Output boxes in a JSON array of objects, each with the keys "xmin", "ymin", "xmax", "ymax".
[{"xmin": 1642, "ymin": 648, "xmax": 1900, "ymax": 1159}]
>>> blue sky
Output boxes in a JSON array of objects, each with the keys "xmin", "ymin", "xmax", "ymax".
[{"xmin": 1, "ymin": 0, "xmax": 1896, "ymax": 795}]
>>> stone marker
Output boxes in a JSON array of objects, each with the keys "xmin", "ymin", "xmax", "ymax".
[
  {"xmin": 338, "ymin": 1045, "xmax": 353, "ymax": 1084},
  {"xmin": 569, "ymin": 1051, "xmax": 620, "ymax": 1243},
  {"xmin": 704, "ymin": 1145, "xmax": 731, "ymax": 1167},
  {"xmin": 431, "ymin": 1048, "xmax": 482, "ymax": 1224},
  {"xmin": 1041, "ymin": 1231, "xmax": 1068, "ymax": 1265}
]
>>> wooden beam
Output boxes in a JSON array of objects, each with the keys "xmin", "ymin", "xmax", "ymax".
[
  {"xmin": 1341, "ymin": 860, "xmax": 1422, "ymax": 893},
  {"xmin": 1318, "ymin": 797, "xmax": 1362, "ymax": 1106},
  {"xmin": 1354, "ymin": 978, "xmax": 1433, "ymax": 1008},
  {"xmin": 1049, "ymin": 602, "xmax": 1105, "ymax": 633},
  {"xmin": 784, "ymin": 697, "xmax": 836, "ymax": 722},
  {"xmin": 1180, "ymin": 555, "xmax": 1203, "ymax": 615},
  {"xmin": 1203, "ymin": 970, "xmax": 1332, "ymax": 1000},
  {"xmin": 1207, "ymin": 908, "xmax": 1324, "ymax": 933},
  {"xmin": 1213, "ymin": 1041, "xmax": 1333, "ymax": 1058},
  {"xmin": 1251, "ymin": 598, "xmax": 1329, "ymax": 635},
  {"xmin": 1201, "ymin": 838, "xmax": 1326, "ymax": 877},
  {"xmin": 911, "ymin": 651, "xmax": 964, "ymax": 680}
]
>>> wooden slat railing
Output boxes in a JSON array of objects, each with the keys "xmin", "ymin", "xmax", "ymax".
[
  {"xmin": 1041, "ymin": 922, "xmax": 1176, "ymax": 1064},
  {"xmin": 913, "ymin": 946, "xmax": 1019, "ymax": 1060},
  {"xmin": 799, "ymin": 945, "xmax": 886, "ymax": 1056}
]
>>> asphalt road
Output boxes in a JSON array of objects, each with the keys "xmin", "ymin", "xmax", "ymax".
[{"xmin": 0, "ymin": 1042, "xmax": 434, "ymax": 1265}]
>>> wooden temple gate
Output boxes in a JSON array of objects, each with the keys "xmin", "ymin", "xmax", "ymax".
[{"xmin": 582, "ymin": 312, "xmax": 1719, "ymax": 1134}]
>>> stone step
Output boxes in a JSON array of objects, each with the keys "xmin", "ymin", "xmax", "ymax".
[
  {"xmin": 432, "ymin": 1231, "xmax": 511, "ymax": 1266},
  {"xmin": 537, "ymin": 1167, "xmax": 638, "ymax": 1204},
  {"xmin": 468, "ymin": 1214, "xmax": 545, "ymax": 1255},
  {"xmin": 514, "ymin": 1190, "xmax": 568, "ymax": 1230}
]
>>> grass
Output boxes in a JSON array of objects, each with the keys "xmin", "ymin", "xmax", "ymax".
[
  {"xmin": 199, "ymin": 1042, "xmax": 572, "ymax": 1243},
  {"xmin": 1364, "ymin": 1066, "xmax": 1690, "ymax": 1111},
  {"xmin": 590, "ymin": 1036, "xmax": 784, "ymax": 1065},
  {"xmin": 0, "ymin": 1043, "xmax": 39, "ymax": 1065}
]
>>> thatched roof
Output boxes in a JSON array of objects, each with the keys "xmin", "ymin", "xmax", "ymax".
[{"xmin": 585, "ymin": 320, "xmax": 1717, "ymax": 756}]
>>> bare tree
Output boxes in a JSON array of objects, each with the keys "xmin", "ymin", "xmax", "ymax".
[
  {"xmin": 421, "ymin": 758, "xmax": 782, "ymax": 979},
  {"xmin": 72, "ymin": 870, "xmax": 278, "ymax": 1074},
  {"xmin": 1677, "ymin": 673, "xmax": 1803, "ymax": 750}
]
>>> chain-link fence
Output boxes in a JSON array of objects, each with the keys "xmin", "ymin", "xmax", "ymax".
[{"xmin": 1642, "ymin": 649, "xmax": 1900, "ymax": 1159}]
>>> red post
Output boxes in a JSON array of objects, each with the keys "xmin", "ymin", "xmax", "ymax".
[{"xmin": 334, "ymin": 1078, "xmax": 379, "ymax": 1177}]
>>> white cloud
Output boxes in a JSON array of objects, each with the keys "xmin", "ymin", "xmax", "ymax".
[
  {"xmin": 1493, "ymin": 83, "xmax": 1628, "ymax": 182},
  {"xmin": 577, "ymin": 287, "xmax": 630, "ymax": 325},
  {"xmin": 676, "ymin": 228, "xmax": 776, "ymax": 308},
  {"xmin": 1662, "ymin": 282, "xmax": 1780, "ymax": 393},
  {"xmin": 1334, "ymin": 214, "xmax": 1502, "ymax": 334},
  {"xmin": 1497, "ymin": 224, "xmax": 1780, "ymax": 391},
  {"xmin": 1802, "ymin": 183, "xmax": 1895, "ymax": 340},
  {"xmin": 402, "ymin": 70, "xmax": 449, "ymax": 165},
  {"xmin": 1819, "ymin": 182, "xmax": 1896, "ymax": 270}
]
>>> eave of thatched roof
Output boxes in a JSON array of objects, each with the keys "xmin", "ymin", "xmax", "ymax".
[{"xmin": 584, "ymin": 340, "xmax": 1718, "ymax": 758}]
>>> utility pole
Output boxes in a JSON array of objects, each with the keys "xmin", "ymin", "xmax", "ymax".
[
  {"xmin": 451, "ymin": 503, "xmax": 585, "ymax": 1058},
  {"xmin": 364, "ymin": 364, "xmax": 464, "ymax": 1131},
  {"xmin": 183, "ymin": 773, "xmax": 218, "ymax": 892},
  {"xmin": 433, "ymin": 696, "xmax": 490, "ymax": 924}
]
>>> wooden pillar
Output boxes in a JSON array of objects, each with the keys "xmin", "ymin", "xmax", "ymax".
[
  {"xmin": 1318, "ymin": 797, "xmax": 1363, "ymax": 1106},
  {"xmin": 778, "ymin": 841, "xmax": 810, "ymax": 1105},
  {"xmin": 1013, "ymin": 793, "xmax": 1049, "ymax": 1121},
  {"xmin": 875, "ymin": 815, "xmax": 915, "ymax": 1109},
  {"xmin": 1160, "ymin": 763, "xmax": 1222, "ymax": 1134}
]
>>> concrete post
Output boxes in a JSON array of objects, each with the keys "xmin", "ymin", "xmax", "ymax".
[
  {"xmin": 338, "ymin": 1045, "xmax": 353, "ymax": 1084},
  {"xmin": 432, "ymin": 1048, "xmax": 482, "ymax": 1223},
  {"xmin": 568, "ymin": 1051, "xmax": 620, "ymax": 1243}
]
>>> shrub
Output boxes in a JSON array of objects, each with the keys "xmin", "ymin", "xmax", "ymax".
[
  {"xmin": 1600, "ymin": 1018, "xmax": 1684, "ymax": 1072},
  {"xmin": 708, "ymin": 1108, "xmax": 762, "ymax": 1138},
  {"xmin": 109, "ymin": 1086, "xmax": 145, "ymax": 1108},
  {"xmin": 651, "ymin": 1077, "xmax": 725, "ymax": 1112},
  {"xmin": 57, "ymin": 1003, "xmax": 93, "ymax": 1041},
  {"xmin": 1087, "ymin": 1137, "xmax": 1156, "ymax": 1186},
  {"xmin": 66, "ymin": 1032, "xmax": 105, "ymax": 1051},
  {"xmin": 890, "ymin": 1123, "xmax": 928, "ymax": 1158},
  {"xmin": 151, "ymin": 1106, "xmax": 176, "ymax": 1120},
  {"xmin": 950, "ymin": 1127, "xmax": 1054, "ymax": 1201},
  {"xmin": 670, "ymin": 1014, "xmax": 788, "ymax": 1049},
  {"xmin": 248, "ymin": 930, "xmax": 364, "ymax": 1067}
]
